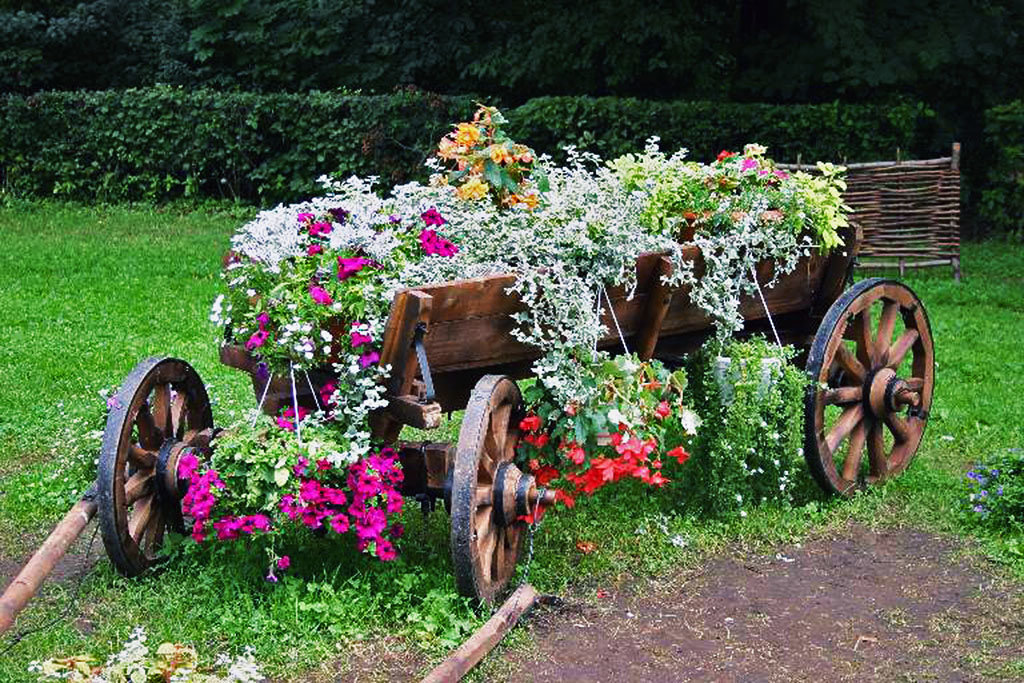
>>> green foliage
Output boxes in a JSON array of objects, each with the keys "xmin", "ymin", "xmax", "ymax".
[
  {"xmin": 508, "ymin": 97, "xmax": 937, "ymax": 165},
  {"xmin": 963, "ymin": 449, "xmax": 1024, "ymax": 533},
  {"xmin": 981, "ymin": 100, "xmax": 1024, "ymax": 240},
  {"xmin": 0, "ymin": 88, "xmax": 474, "ymax": 204},
  {"xmin": 678, "ymin": 338, "xmax": 814, "ymax": 518},
  {"xmin": 0, "ymin": 90, "xmax": 938, "ymax": 205}
]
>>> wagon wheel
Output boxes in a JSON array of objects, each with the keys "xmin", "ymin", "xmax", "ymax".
[
  {"xmin": 450, "ymin": 375, "xmax": 548, "ymax": 603},
  {"xmin": 98, "ymin": 357, "xmax": 215, "ymax": 576},
  {"xmin": 805, "ymin": 278, "xmax": 934, "ymax": 496}
]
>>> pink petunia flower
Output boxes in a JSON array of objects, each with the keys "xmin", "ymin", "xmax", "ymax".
[
  {"xmin": 421, "ymin": 207, "xmax": 447, "ymax": 226},
  {"xmin": 309, "ymin": 284, "xmax": 333, "ymax": 305},
  {"xmin": 307, "ymin": 244, "xmax": 323, "ymax": 256},
  {"xmin": 277, "ymin": 555, "xmax": 291, "ymax": 570},
  {"xmin": 358, "ymin": 350, "xmax": 380, "ymax": 368},
  {"xmin": 337, "ymin": 256, "xmax": 373, "ymax": 280}
]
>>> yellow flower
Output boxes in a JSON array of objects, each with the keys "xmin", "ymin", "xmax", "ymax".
[
  {"xmin": 454, "ymin": 123, "xmax": 482, "ymax": 147},
  {"xmin": 489, "ymin": 144, "xmax": 513, "ymax": 165},
  {"xmin": 456, "ymin": 177, "xmax": 489, "ymax": 200},
  {"xmin": 520, "ymin": 192, "xmax": 540, "ymax": 210}
]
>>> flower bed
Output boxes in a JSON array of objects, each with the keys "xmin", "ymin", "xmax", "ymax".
[{"xmin": 197, "ymin": 106, "xmax": 850, "ymax": 569}]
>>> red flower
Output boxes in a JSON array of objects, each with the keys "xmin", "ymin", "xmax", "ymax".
[
  {"xmin": 535, "ymin": 465, "xmax": 560, "ymax": 486},
  {"xmin": 667, "ymin": 446, "xmax": 690, "ymax": 465},
  {"xmin": 655, "ymin": 401, "xmax": 671, "ymax": 419},
  {"xmin": 717, "ymin": 150, "xmax": 736, "ymax": 162},
  {"xmin": 555, "ymin": 489, "xmax": 576, "ymax": 508},
  {"xmin": 519, "ymin": 414, "xmax": 542, "ymax": 432},
  {"xmin": 563, "ymin": 441, "xmax": 586, "ymax": 465}
]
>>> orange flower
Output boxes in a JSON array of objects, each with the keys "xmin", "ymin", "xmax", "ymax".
[
  {"xmin": 489, "ymin": 144, "xmax": 513, "ymax": 165},
  {"xmin": 454, "ymin": 122, "xmax": 482, "ymax": 147},
  {"xmin": 437, "ymin": 136, "xmax": 459, "ymax": 160}
]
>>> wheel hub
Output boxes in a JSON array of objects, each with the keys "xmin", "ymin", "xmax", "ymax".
[
  {"xmin": 156, "ymin": 439, "xmax": 193, "ymax": 501},
  {"xmin": 866, "ymin": 368, "xmax": 921, "ymax": 418},
  {"xmin": 491, "ymin": 463, "xmax": 556, "ymax": 527}
]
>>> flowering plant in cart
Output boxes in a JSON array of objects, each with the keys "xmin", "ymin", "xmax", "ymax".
[{"xmin": 517, "ymin": 354, "xmax": 701, "ymax": 503}]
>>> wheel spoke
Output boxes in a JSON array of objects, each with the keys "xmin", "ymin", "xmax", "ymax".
[
  {"xmin": 873, "ymin": 300, "xmax": 899, "ymax": 364},
  {"xmin": 493, "ymin": 527, "xmax": 506, "ymax": 580},
  {"xmin": 124, "ymin": 470, "xmax": 154, "ymax": 505},
  {"xmin": 170, "ymin": 391, "xmax": 187, "ymax": 439},
  {"xmin": 841, "ymin": 420, "xmax": 868, "ymax": 482},
  {"xmin": 128, "ymin": 496, "xmax": 155, "ymax": 542},
  {"xmin": 489, "ymin": 403, "xmax": 511, "ymax": 460},
  {"xmin": 826, "ymin": 404, "xmax": 864, "ymax": 454},
  {"xmin": 824, "ymin": 386, "xmax": 862, "ymax": 406},
  {"xmin": 135, "ymin": 403, "xmax": 161, "ymax": 450},
  {"xmin": 853, "ymin": 307, "xmax": 874, "ymax": 367},
  {"xmin": 143, "ymin": 507, "xmax": 165, "ymax": 556},
  {"xmin": 129, "ymin": 445, "xmax": 157, "ymax": 469},
  {"xmin": 151, "ymin": 383, "xmax": 173, "ymax": 439},
  {"xmin": 887, "ymin": 329, "xmax": 920, "ymax": 370},
  {"xmin": 473, "ymin": 486, "xmax": 493, "ymax": 508},
  {"xmin": 885, "ymin": 413, "xmax": 910, "ymax": 444},
  {"xmin": 834, "ymin": 345, "xmax": 866, "ymax": 384},
  {"xmin": 867, "ymin": 421, "xmax": 888, "ymax": 479},
  {"xmin": 904, "ymin": 377, "xmax": 925, "ymax": 391}
]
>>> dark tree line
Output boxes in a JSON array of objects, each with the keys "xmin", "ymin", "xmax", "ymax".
[{"xmin": 2, "ymin": 0, "xmax": 1021, "ymax": 108}]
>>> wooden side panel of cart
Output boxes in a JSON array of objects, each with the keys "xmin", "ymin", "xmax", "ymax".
[{"xmin": 380, "ymin": 230, "xmax": 857, "ymax": 416}]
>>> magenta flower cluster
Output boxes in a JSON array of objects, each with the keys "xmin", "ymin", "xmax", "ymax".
[
  {"xmin": 418, "ymin": 207, "xmax": 459, "ymax": 257},
  {"xmin": 276, "ymin": 405, "xmax": 309, "ymax": 431},
  {"xmin": 245, "ymin": 312, "xmax": 272, "ymax": 351},
  {"xmin": 179, "ymin": 451, "xmax": 226, "ymax": 542},
  {"xmin": 346, "ymin": 448, "xmax": 405, "ymax": 560},
  {"xmin": 274, "ymin": 448, "xmax": 405, "ymax": 561}
]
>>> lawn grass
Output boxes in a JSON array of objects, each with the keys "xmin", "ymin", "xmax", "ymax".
[{"xmin": 0, "ymin": 201, "xmax": 1021, "ymax": 680}]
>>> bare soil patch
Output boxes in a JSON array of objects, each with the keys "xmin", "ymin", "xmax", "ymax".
[{"xmin": 499, "ymin": 524, "xmax": 1024, "ymax": 682}]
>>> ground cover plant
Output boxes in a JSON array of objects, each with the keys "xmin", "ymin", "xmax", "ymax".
[{"xmin": 0, "ymin": 197, "xmax": 1022, "ymax": 680}]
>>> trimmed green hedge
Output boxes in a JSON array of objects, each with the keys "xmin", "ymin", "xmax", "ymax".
[
  {"xmin": 0, "ymin": 88, "xmax": 475, "ymax": 204},
  {"xmin": 981, "ymin": 101, "xmax": 1024, "ymax": 238},
  {"xmin": 507, "ymin": 97, "xmax": 938, "ymax": 165},
  {"xmin": 0, "ymin": 89, "xmax": 940, "ymax": 205}
]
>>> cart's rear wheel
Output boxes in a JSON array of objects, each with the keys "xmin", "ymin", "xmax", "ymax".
[
  {"xmin": 805, "ymin": 279, "xmax": 934, "ymax": 496},
  {"xmin": 450, "ymin": 375, "xmax": 531, "ymax": 604},
  {"xmin": 98, "ymin": 357, "xmax": 215, "ymax": 576}
]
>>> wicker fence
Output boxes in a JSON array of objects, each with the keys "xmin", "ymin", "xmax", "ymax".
[{"xmin": 781, "ymin": 143, "xmax": 962, "ymax": 280}]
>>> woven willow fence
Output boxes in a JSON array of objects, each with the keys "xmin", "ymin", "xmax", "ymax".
[{"xmin": 781, "ymin": 143, "xmax": 962, "ymax": 280}]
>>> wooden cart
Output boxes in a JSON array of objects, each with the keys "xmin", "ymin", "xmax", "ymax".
[{"xmin": 83, "ymin": 225, "xmax": 935, "ymax": 604}]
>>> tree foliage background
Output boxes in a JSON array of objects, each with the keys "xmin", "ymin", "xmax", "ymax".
[{"xmin": 1, "ymin": 0, "xmax": 1022, "ymax": 233}]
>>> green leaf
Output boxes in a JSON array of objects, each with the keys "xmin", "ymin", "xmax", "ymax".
[
  {"xmin": 483, "ymin": 159, "xmax": 503, "ymax": 189},
  {"xmin": 274, "ymin": 468, "xmax": 290, "ymax": 487}
]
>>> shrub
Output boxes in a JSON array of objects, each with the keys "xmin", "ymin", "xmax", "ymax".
[
  {"xmin": 981, "ymin": 101, "xmax": 1024, "ymax": 240},
  {"xmin": 677, "ymin": 338, "xmax": 813, "ymax": 518},
  {"xmin": 0, "ymin": 87, "xmax": 474, "ymax": 204},
  {"xmin": 0, "ymin": 90, "xmax": 941, "ymax": 205},
  {"xmin": 506, "ymin": 97, "xmax": 938, "ymax": 166}
]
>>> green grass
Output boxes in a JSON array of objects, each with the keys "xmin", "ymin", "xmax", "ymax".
[{"xmin": 0, "ymin": 201, "xmax": 1022, "ymax": 680}]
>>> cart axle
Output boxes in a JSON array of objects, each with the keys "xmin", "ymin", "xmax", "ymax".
[{"xmin": 0, "ymin": 485, "xmax": 98, "ymax": 636}]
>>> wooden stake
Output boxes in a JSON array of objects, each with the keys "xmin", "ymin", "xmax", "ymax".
[
  {"xmin": 421, "ymin": 583, "xmax": 540, "ymax": 682},
  {"xmin": 0, "ymin": 495, "xmax": 97, "ymax": 635}
]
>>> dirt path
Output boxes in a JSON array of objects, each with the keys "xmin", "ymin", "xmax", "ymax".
[
  {"xmin": 336, "ymin": 524, "xmax": 1024, "ymax": 682},
  {"xmin": 498, "ymin": 524, "xmax": 1024, "ymax": 682}
]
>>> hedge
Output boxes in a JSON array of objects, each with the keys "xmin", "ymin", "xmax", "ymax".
[
  {"xmin": 0, "ymin": 88, "xmax": 475, "ymax": 204},
  {"xmin": 981, "ymin": 101, "xmax": 1024, "ymax": 238},
  {"xmin": 0, "ymin": 89, "xmax": 940, "ymax": 205},
  {"xmin": 507, "ymin": 97, "xmax": 939, "ymax": 166}
]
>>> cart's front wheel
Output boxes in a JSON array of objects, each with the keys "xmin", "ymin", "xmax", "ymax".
[
  {"xmin": 451, "ymin": 375, "xmax": 542, "ymax": 603},
  {"xmin": 805, "ymin": 279, "xmax": 934, "ymax": 496},
  {"xmin": 98, "ymin": 357, "xmax": 215, "ymax": 576}
]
